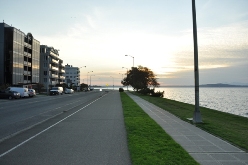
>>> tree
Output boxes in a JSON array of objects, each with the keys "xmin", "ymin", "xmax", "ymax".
[
  {"xmin": 80, "ymin": 83, "xmax": 88, "ymax": 91},
  {"xmin": 0, "ymin": 83, "xmax": 10, "ymax": 90},
  {"xmin": 121, "ymin": 66, "xmax": 160, "ymax": 91},
  {"xmin": 36, "ymin": 83, "xmax": 44, "ymax": 93}
]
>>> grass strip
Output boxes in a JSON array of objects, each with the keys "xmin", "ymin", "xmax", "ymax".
[
  {"xmin": 131, "ymin": 92, "xmax": 248, "ymax": 151},
  {"xmin": 120, "ymin": 92, "xmax": 199, "ymax": 165}
]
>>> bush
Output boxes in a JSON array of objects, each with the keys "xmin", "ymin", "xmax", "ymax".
[
  {"xmin": 137, "ymin": 88, "xmax": 164, "ymax": 97},
  {"xmin": 151, "ymin": 90, "xmax": 164, "ymax": 97},
  {"xmin": 138, "ymin": 88, "xmax": 153, "ymax": 95},
  {"xmin": 119, "ymin": 88, "xmax": 124, "ymax": 92}
]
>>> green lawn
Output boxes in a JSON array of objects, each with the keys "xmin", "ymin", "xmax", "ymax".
[
  {"xmin": 131, "ymin": 92, "xmax": 248, "ymax": 152},
  {"xmin": 120, "ymin": 92, "xmax": 199, "ymax": 165}
]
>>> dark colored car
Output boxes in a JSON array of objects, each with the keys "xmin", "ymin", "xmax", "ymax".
[{"xmin": 0, "ymin": 90, "xmax": 21, "ymax": 100}]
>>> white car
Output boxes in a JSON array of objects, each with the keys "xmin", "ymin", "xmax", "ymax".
[
  {"xmin": 28, "ymin": 89, "xmax": 36, "ymax": 97},
  {"xmin": 50, "ymin": 87, "xmax": 63, "ymax": 95},
  {"xmin": 65, "ymin": 88, "xmax": 74, "ymax": 94}
]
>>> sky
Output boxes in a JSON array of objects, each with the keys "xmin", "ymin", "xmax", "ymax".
[{"xmin": 1, "ymin": 0, "xmax": 248, "ymax": 86}]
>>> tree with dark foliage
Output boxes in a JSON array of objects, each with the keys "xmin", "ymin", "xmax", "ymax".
[{"xmin": 121, "ymin": 66, "xmax": 160, "ymax": 91}]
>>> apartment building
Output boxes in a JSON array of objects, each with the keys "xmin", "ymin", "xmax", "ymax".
[
  {"xmin": 40, "ymin": 45, "xmax": 65, "ymax": 91},
  {"xmin": 0, "ymin": 22, "xmax": 40, "ymax": 87},
  {"xmin": 64, "ymin": 64, "xmax": 80, "ymax": 87}
]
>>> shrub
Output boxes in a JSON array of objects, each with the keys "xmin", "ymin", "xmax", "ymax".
[
  {"xmin": 138, "ymin": 88, "xmax": 153, "ymax": 95},
  {"xmin": 151, "ymin": 90, "xmax": 164, "ymax": 97},
  {"xmin": 119, "ymin": 88, "xmax": 124, "ymax": 92}
]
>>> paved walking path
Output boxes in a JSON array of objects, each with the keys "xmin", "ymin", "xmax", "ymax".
[{"xmin": 126, "ymin": 92, "xmax": 248, "ymax": 165}]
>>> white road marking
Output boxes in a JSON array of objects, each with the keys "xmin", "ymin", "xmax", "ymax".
[{"xmin": 0, "ymin": 94, "xmax": 106, "ymax": 158}]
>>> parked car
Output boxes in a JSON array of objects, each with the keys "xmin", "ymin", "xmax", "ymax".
[
  {"xmin": 50, "ymin": 87, "xmax": 63, "ymax": 95},
  {"xmin": 0, "ymin": 90, "xmax": 21, "ymax": 100},
  {"xmin": 64, "ymin": 88, "xmax": 74, "ymax": 94},
  {"xmin": 6, "ymin": 87, "xmax": 29, "ymax": 98},
  {"xmin": 28, "ymin": 89, "xmax": 36, "ymax": 97}
]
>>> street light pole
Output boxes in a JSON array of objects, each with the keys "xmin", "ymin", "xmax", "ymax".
[
  {"xmin": 110, "ymin": 76, "xmax": 114, "ymax": 90},
  {"xmin": 79, "ymin": 66, "xmax": 86, "ymax": 85},
  {"xmin": 47, "ymin": 56, "xmax": 50, "ymax": 95},
  {"xmin": 90, "ymin": 75, "xmax": 95, "ymax": 89},
  {"xmin": 192, "ymin": 0, "xmax": 202, "ymax": 123},
  {"xmin": 119, "ymin": 73, "xmax": 124, "ymax": 86},
  {"xmin": 87, "ymin": 71, "xmax": 93, "ymax": 85},
  {"xmin": 125, "ymin": 55, "xmax": 134, "ymax": 68},
  {"xmin": 119, "ymin": 73, "xmax": 123, "ymax": 79}
]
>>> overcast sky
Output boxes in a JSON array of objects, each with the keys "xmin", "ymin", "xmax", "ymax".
[{"xmin": 1, "ymin": 0, "xmax": 248, "ymax": 86}]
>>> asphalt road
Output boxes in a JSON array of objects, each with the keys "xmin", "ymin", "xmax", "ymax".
[
  {"xmin": 0, "ymin": 90, "xmax": 131, "ymax": 165},
  {"xmin": 0, "ymin": 91, "xmax": 102, "ymax": 141}
]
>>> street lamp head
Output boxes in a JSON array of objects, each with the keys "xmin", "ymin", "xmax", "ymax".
[{"xmin": 125, "ymin": 55, "xmax": 128, "ymax": 56}]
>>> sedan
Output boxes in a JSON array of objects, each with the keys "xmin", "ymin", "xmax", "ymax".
[
  {"xmin": 28, "ymin": 89, "xmax": 36, "ymax": 97},
  {"xmin": 0, "ymin": 90, "xmax": 21, "ymax": 100}
]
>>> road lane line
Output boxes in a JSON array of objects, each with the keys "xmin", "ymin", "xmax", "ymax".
[{"xmin": 0, "ymin": 93, "xmax": 106, "ymax": 158}]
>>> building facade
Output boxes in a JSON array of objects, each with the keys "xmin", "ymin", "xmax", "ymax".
[
  {"xmin": 40, "ymin": 45, "xmax": 65, "ymax": 91},
  {"xmin": 64, "ymin": 64, "xmax": 80, "ymax": 87},
  {"xmin": 0, "ymin": 22, "xmax": 40, "ymax": 87}
]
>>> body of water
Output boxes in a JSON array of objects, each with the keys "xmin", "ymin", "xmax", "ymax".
[
  {"xmin": 155, "ymin": 87, "xmax": 248, "ymax": 118},
  {"xmin": 95, "ymin": 86, "xmax": 248, "ymax": 118}
]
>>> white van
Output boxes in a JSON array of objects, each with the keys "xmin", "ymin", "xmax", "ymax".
[{"xmin": 6, "ymin": 87, "xmax": 29, "ymax": 98}]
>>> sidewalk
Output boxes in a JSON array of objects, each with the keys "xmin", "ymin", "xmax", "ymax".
[{"xmin": 126, "ymin": 92, "xmax": 248, "ymax": 165}]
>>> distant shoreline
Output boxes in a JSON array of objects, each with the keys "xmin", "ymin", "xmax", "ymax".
[
  {"xmin": 159, "ymin": 83, "xmax": 248, "ymax": 88},
  {"xmin": 92, "ymin": 83, "xmax": 248, "ymax": 88}
]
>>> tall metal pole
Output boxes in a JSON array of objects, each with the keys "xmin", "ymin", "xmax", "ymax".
[
  {"xmin": 87, "ymin": 71, "xmax": 93, "ymax": 86},
  {"xmin": 110, "ymin": 76, "xmax": 114, "ymax": 90},
  {"xmin": 47, "ymin": 57, "xmax": 49, "ymax": 95},
  {"xmin": 132, "ymin": 57, "xmax": 134, "ymax": 68},
  {"xmin": 125, "ymin": 55, "xmax": 134, "ymax": 68},
  {"xmin": 192, "ymin": 0, "xmax": 202, "ymax": 123}
]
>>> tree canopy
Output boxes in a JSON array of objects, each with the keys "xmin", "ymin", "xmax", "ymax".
[{"xmin": 121, "ymin": 66, "xmax": 160, "ymax": 91}]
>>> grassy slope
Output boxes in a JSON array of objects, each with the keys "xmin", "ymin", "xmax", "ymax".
[
  {"xmin": 120, "ymin": 92, "xmax": 199, "ymax": 165},
  {"xmin": 132, "ymin": 92, "xmax": 248, "ymax": 151}
]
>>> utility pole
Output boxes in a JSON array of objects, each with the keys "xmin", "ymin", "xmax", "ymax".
[{"xmin": 192, "ymin": 0, "xmax": 202, "ymax": 123}]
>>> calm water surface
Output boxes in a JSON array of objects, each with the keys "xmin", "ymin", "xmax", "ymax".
[{"xmin": 155, "ymin": 87, "xmax": 248, "ymax": 118}]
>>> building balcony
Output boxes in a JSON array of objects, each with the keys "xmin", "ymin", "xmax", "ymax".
[
  {"xmin": 51, "ymin": 81, "xmax": 57, "ymax": 85},
  {"xmin": 49, "ymin": 52, "xmax": 59, "ymax": 60},
  {"xmin": 51, "ymin": 66, "xmax": 59, "ymax": 71},
  {"xmin": 51, "ymin": 59, "xmax": 59, "ymax": 64},
  {"xmin": 60, "ymin": 69, "xmax": 65, "ymax": 73},
  {"xmin": 59, "ymin": 64, "xmax": 65, "ymax": 68},
  {"xmin": 51, "ymin": 74, "xmax": 58, "ymax": 78},
  {"xmin": 24, "ymin": 61, "xmax": 31, "ymax": 67},
  {"xmin": 23, "ymin": 52, "xmax": 28, "ymax": 56},
  {"xmin": 24, "ymin": 42, "xmax": 31, "ymax": 49},
  {"xmin": 23, "ymin": 71, "xmax": 31, "ymax": 75},
  {"xmin": 27, "ymin": 53, "xmax": 31, "ymax": 58},
  {"xmin": 59, "ymin": 76, "xmax": 65, "ymax": 80},
  {"xmin": 23, "ymin": 80, "xmax": 31, "ymax": 83}
]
